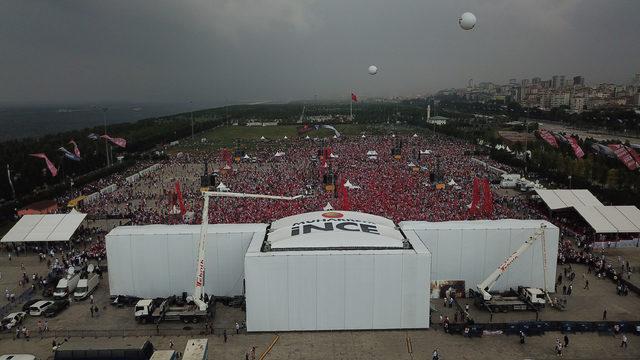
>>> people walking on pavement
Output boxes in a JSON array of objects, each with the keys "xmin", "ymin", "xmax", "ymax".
[{"xmin": 432, "ymin": 349, "xmax": 439, "ymax": 360}]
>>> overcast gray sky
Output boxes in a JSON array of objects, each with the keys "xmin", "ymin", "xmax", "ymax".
[{"xmin": 0, "ymin": 0, "xmax": 638, "ymax": 104}]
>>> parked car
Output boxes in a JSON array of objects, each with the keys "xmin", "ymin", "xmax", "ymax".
[
  {"xmin": 0, "ymin": 355, "xmax": 37, "ymax": 360},
  {"xmin": 1, "ymin": 312, "xmax": 26, "ymax": 330},
  {"xmin": 28, "ymin": 300, "xmax": 54, "ymax": 316},
  {"xmin": 111, "ymin": 295, "xmax": 141, "ymax": 307},
  {"xmin": 21, "ymin": 298, "xmax": 42, "ymax": 312},
  {"xmin": 43, "ymin": 299, "xmax": 70, "ymax": 318}
]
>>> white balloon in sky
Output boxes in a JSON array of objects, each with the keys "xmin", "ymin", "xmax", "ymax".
[
  {"xmin": 368, "ymin": 65, "xmax": 378, "ymax": 75},
  {"xmin": 458, "ymin": 12, "xmax": 476, "ymax": 30}
]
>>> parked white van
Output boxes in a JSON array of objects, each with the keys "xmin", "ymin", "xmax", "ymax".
[{"xmin": 28, "ymin": 300, "xmax": 54, "ymax": 316}]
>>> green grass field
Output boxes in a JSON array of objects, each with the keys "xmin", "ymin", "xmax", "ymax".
[{"xmin": 174, "ymin": 123, "xmax": 426, "ymax": 151}]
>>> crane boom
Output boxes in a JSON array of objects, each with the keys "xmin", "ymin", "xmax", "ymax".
[
  {"xmin": 194, "ymin": 190, "xmax": 305, "ymax": 311},
  {"xmin": 476, "ymin": 224, "xmax": 546, "ymax": 301}
]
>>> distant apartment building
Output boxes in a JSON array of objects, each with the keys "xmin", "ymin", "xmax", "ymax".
[
  {"xmin": 573, "ymin": 76, "xmax": 584, "ymax": 86},
  {"xmin": 550, "ymin": 93, "xmax": 570, "ymax": 108},
  {"xmin": 570, "ymin": 96, "xmax": 585, "ymax": 113},
  {"xmin": 552, "ymin": 75, "xmax": 560, "ymax": 89}
]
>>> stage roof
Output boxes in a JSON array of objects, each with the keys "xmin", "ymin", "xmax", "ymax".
[{"xmin": 1, "ymin": 210, "xmax": 87, "ymax": 243}]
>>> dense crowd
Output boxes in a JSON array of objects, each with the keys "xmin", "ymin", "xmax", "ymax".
[{"xmin": 77, "ymin": 133, "xmax": 533, "ymax": 225}]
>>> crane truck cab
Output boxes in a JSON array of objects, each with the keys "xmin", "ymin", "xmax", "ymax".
[
  {"xmin": 134, "ymin": 299, "xmax": 158, "ymax": 323},
  {"xmin": 519, "ymin": 287, "xmax": 546, "ymax": 306}
]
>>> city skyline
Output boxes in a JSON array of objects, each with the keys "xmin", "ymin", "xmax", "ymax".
[{"xmin": 0, "ymin": 1, "xmax": 639, "ymax": 104}]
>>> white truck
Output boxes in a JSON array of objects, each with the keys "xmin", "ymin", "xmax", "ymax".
[
  {"xmin": 74, "ymin": 265, "xmax": 100, "ymax": 301},
  {"xmin": 134, "ymin": 296, "xmax": 212, "ymax": 324},
  {"xmin": 53, "ymin": 267, "xmax": 82, "ymax": 299},
  {"xmin": 469, "ymin": 225, "xmax": 550, "ymax": 312}
]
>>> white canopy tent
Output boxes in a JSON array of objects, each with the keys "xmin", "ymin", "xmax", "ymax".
[
  {"xmin": 274, "ymin": 151, "xmax": 286, "ymax": 157},
  {"xmin": 344, "ymin": 180, "xmax": 360, "ymax": 189},
  {"xmin": 216, "ymin": 182, "xmax": 230, "ymax": 192},
  {"xmin": 535, "ymin": 189, "xmax": 640, "ymax": 234},
  {"xmin": 535, "ymin": 189, "xmax": 604, "ymax": 211},
  {"xmin": 1, "ymin": 210, "xmax": 87, "ymax": 243},
  {"xmin": 323, "ymin": 203, "xmax": 334, "ymax": 211}
]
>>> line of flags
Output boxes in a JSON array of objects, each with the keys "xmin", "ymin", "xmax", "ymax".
[
  {"xmin": 28, "ymin": 132, "xmax": 127, "ymax": 177},
  {"xmin": 537, "ymin": 128, "xmax": 640, "ymax": 171}
]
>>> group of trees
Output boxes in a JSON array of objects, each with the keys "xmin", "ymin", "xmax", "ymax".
[
  {"xmin": 432, "ymin": 100, "xmax": 640, "ymax": 205},
  {"xmin": 0, "ymin": 109, "xmax": 227, "ymax": 212}
]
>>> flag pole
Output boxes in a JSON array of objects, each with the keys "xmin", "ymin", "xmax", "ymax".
[{"xmin": 350, "ymin": 90, "xmax": 353, "ymax": 120}]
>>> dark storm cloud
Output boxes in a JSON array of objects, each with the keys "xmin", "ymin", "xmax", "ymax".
[{"xmin": 0, "ymin": 0, "xmax": 638, "ymax": 104}]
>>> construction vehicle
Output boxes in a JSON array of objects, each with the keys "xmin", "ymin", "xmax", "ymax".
[
  {"xmin": 134, "ymin": 295, "xmax": 211, "ymax": 324},
  {"xmin": 469, "ymin": 224, "xmax": 552, "ymax": 312},
  {"xmin": 135, "ymin": 191, "xmax": 303, "ymax": 324}
]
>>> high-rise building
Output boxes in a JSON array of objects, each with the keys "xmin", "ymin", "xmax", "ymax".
[
  {"xmin": 552, "ymin": 75, "xmax": 560, "ymax": 89},
  {"xmin": 634, "ymin": 73, "xmax": 640, "ymax": 85},
  {"xmin": 509, "ymin": 78, "xmax": 517, "ymax": 85},
  {"xmin": 573, "ymin": 76, "xmax": 584, "ymax": 86},
  {"xmin": 468, "ymin": 78, "xmax": 474, "ymax": 88},
  {"xmin": 559, "ymin": 75, "xmax": 566, "ymax": 88},
  {"xmin": 532, "ymin": 77, "xmax": 541, "ymax": 85},
  {"xmin": 521, "ymin": 79, "xmax": 530, "ymax": 87}
]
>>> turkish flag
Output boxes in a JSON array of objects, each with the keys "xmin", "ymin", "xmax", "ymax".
[{"xmin": 351, "ymin": 93, "xmax": 357, "ymax": 102}]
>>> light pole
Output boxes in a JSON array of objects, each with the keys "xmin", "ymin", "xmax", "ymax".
[
  {"xmin": 102, "ymin": 107, "xmax": 110, "ymax": 167},
  {"xmin": 568, "ymin": 175, "xmax": 572, "ymax": 189},
  {"xmin": 190, "ymin": 101, "xmax": 194, "ymax": 140}
]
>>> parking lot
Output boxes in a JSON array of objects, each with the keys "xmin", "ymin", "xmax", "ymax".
[{"xmin": 2, "ymin": 250, "xmax": 640, "ymax": 359}]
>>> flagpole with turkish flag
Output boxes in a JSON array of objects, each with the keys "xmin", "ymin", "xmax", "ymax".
[{"xmin": 350, "ymin": 91, "xmax": 357, "ymax": 120}]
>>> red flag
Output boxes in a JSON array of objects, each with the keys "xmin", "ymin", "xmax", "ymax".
[
  {"xmin": 100, "ymin": 135, "xmax": 127, "ymax": 148},
  {"xmin": 29, "ymin": 153, "xmax": 58, "ymax": 177},
  {"xmin": 69, "ymin": 140, "xmax": 81, "ymax": 157},
  {"xmin": 538, "ymin": 129, "xmax": 559, "ymax": 148},
  {"xmin": 567, "ymin": 136, "xmax": 584, "ymax": 159},
  {"xmin": 609, "ymin": 144, "xmax": 638, "ymax": 170},
  {"xmin": 175, "ymin": 181, "xmax": 186, "ymax": 218},
  {"xmin": 351, "ymin": 93, "xmax": 358, "ymax": 102},
  {"xmin": 221, "ymin": 148, "xmax": 232, "ymax": 167},
  {"xmin": 482, "ymin": 178, "xmax": 493, "ymax": 216}
]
